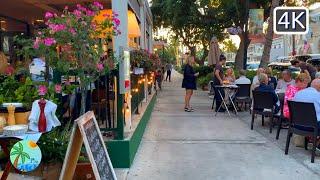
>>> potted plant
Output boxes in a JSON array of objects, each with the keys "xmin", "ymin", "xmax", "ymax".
[{"xmin": 31, "ymin": 2, "xmax": 120, "ymax": 115}]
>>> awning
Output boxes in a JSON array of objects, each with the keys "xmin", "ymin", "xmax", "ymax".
[{"xmin": 93, "ymin": 9, "xmax": 141, "ymax": 38}]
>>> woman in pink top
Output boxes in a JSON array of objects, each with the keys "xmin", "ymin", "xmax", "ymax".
[{"xmin": 283, "ymin": 73, "xmax": 311, "ymax": 119}]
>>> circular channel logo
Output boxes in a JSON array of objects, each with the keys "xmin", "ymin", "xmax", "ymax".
[{"xmin": 10, "ymin": 140, "xmax": 42, "ymax": 172}]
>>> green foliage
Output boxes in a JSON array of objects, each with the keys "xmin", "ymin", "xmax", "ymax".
[
  {"xmin": 37, "ymin": 124, "xmax": 72, "ymax": 163},
  {"xmin": 14, "ymin": 77, "xmax": 38, "ymax": 109},
  {"xmin": 0, "ymin": 76, "xmax": 20, "ymax": 104},
  {"xmin": 193, "ymin": 66, "xmax": 213, "ymax": 78},
  {"xmin": 222, "ymin": 39, "xmax": 238, "ymax": 53},
  {"xmin": 130, "ymin": 49, "xmax": 161, "ymax": 72},
  {"xmin": 13, "ymin": 35, "xmax": 36, "ymax": 61},
  {"xmin": 197, "ymin": 73, "xmax": 212, "ymax": 88}
]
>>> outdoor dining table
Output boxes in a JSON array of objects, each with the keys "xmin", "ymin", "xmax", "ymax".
[{"xmin": 214, "ymin": 84, "xmax": 239, "ymax": 117}]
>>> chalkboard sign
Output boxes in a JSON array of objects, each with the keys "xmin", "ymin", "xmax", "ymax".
[{"xmin": 59, "ymin": 111, "xmax": 117, "ymax": 180}]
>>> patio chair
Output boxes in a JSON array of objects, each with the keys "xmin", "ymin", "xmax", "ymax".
[
  {"xmin": 285, "ymin": 101, "xmax": 319, "ymax": 163},
  {"xmin": 251, "ymin": 90, "xmax": 275, "ymax": 133},
  {"xmin": 235, "ymin": 84, "xmax": 251, "ymax": 111},
  {"xmin": 275, "ymin": 93, "xmax": 287, "ymax": 140}
]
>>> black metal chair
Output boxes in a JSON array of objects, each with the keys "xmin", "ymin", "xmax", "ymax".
[
  {"xmin": 285, "ymin": 100, "xmax": 319, "ymax": 163},
  {"xmin": 275, "ymin": 92, "xmax": 287, "ymax": 140},
  {"xmin": 235, "ymin": 84, "xmax": 251, "ymax": 111},
  {"xmin": 251, "ymin": 91, "xmax": 275, "ymax": 133}
]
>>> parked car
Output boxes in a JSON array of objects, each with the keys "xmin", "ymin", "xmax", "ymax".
[
  {"xmin": 225, "ymin": 61, "xmax": 235, "ymax": 69},
  {"xmin": 294, "ymin": 54, "xmax": 320, "ymax": 63},
  {"xmin": 246, "ymin": 62, "xmax": 259, "ymax": 71}
]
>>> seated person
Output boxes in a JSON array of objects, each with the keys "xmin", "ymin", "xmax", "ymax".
[
  {"xmin": 283, "ymin": 73, "xmax": 311, "ymax": 119},
  {"xmin": 276, "ymin": 70, "xmax": 295, "ymax": 92},
  {"xmin": 254, "ymin": 73, "xmax": 280, "ymax": 114},
  {"xmin": 235, "ymin": 69, "xmax": 251, "ymax": 85},
  {"xmin": 224, "ymin": 68, "xmax": 235, "ymax": 83},
  {"xmin": 251, "ymin": 68, "xmax": 265, "ymax": 92},
  {"xmin": 265, "ymin": 68, "xmax": 277, "ymax": 90},
  {"xmin": 294, "ymin": 79, "xmax": 320, "ymax": 123}
]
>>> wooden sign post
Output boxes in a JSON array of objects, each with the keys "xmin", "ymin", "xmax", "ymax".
[{"xmin": 59, "ymin": 111, "xmax": 117, "ymax": 180}]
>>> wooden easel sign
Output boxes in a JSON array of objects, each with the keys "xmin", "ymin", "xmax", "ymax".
[{"xmin": 59, "ymin": 111, "xmax": 117, "ymax": 180}]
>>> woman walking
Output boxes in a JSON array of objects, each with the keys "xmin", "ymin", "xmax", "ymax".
[{"xmin": 182, "ymin": 57, "xmax": 199, "ymax": 112}]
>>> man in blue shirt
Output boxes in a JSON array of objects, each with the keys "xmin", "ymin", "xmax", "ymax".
[
  {"xmin": 254, "ymin": 73, "xmax": 280, "ymax": 114},
  {"xmin": 294, "ymin": 79, "xmax": 320, "ymax": 122}
]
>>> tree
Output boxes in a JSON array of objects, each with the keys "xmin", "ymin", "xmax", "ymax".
[
  {"xmin": 223, "ymin": 39, "xmax": 238, "ymax": 53},
  {"xmin": 260, "ymin": 0, "xmax": 280, "ymax": 68},
  {"xmin": 151, "ymin": 0, "xmax": 234, "ymax": 65}
]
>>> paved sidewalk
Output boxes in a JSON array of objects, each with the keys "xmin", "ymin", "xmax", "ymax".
[{"xmin": 117, "ymin": 71, "xmax": 320, "ymax": 180}]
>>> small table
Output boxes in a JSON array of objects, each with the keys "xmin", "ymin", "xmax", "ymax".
[{"xmin": 214, "ymin": 85, "xmax": 239, "ymax": 117}]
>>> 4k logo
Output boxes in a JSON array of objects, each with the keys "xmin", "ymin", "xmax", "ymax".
[{"xmin": 274, "ymin": 7, "xmax": 309, "ymax": 35}]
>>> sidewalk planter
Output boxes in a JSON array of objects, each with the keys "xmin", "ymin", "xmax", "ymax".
[{"xmin": 106, "ymin": 94, "xmax": 156, "ymax": 168}]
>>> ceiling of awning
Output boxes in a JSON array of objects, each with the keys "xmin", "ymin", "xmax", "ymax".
[{"xmin": 0, "ymin": 0, "xmax": 112, "ymax": 24}]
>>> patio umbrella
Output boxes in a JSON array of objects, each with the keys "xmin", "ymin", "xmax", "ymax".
[{"xmin": 208, "ymin": 36, "xmax": 220, "ymax": 66}]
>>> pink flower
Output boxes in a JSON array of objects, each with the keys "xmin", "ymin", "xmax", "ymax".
[
  {"xmin": 5, "ymin": 66, "xmax": 15, "ymax": 76},
  {"xmin": 69, "ymin": 28, "xmax": 76, "ymax": 35},
  {"xmin": 64, "ymin": 6, "xmax": 68, "ymax": 10},
  {"xmin": 113, "ymin": 18, "xmax": 120, "ymax": 27},
  {"xmin": 38, "ymin": 85, "xmax": 48, "ymax": 96},
  {"xmin": 54, "ymin": 84, "xmax": 62, "ymax": 93},
  {"xmin": 93, "ymin": 1, "xmax": 104, "ymax": 9},
  {"xmin": 48, "ymin": 24, "xmax": 66, "ymax": 33},
  {"xmin": 86, "ymin": 10, "xmax": 95, "ymax": 16},
  {"xmin": 33, "ymin": 37, "xmax": 42, "ymax": 49},
  {"xmin": 76, "ymin": 4, "xmax": 88, "ymax": 12},
  {"xmin": 73, "ymin": 9, "xmax": 82, "ymax": 18},
  {"xmin": 96, "ymin": 63, "xmax": 104, "ymax": 72},
  {"xmin": 44, "ymin": 38, "xmax": 56, "ymax": 46},
  {"xmin": 91, "ymin": 23, "xmax": 97, "ymax": 30},
  {"xmin": 45, "ymin": 12, "xmax": 54, "ymax": 19}
]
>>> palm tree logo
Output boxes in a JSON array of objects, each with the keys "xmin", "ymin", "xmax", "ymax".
[
  {"xmin": 10, "ymin": 140, "xmax": 42, "ymax": 172},
  {"xmin": 10, "ymin": 141, "xmax": 30, "ymax": 169}
]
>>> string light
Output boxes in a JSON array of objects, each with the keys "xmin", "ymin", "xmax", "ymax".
[{"xmin": 126, "ymin": 105, "xmax": 130, "ymax": 113}]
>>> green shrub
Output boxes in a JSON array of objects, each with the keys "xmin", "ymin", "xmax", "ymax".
[
  {"xmin": 194, "ymin": 66, "xmax": 213, "ymax": 78},
  {"xmin": 197, "ymin": 73, "xmax": 212, "ymax": 88}
]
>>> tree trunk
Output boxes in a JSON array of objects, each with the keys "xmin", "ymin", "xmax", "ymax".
[
  {"xmin": 200, "ymin": 48, "xmax": 209, "ymax": 66},
  {"xmin": 260, "ymin": 0, "xmax": 280, "ymax": 68},
  {"xmin": 14, "ymin": 155, "xmax": 20, "ymax": 168},
  {"xmin": 235, "ymin": 33, "xmax": 245, "ymax": 70}
]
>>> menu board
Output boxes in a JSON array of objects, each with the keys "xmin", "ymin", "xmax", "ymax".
[
  {"xmin": 82, "ymin": 118, "xmax": 115, "ymax": 180},
  {"xmin": 59, "ymin": 111, "xmax": 117, "ymax": 180}
]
